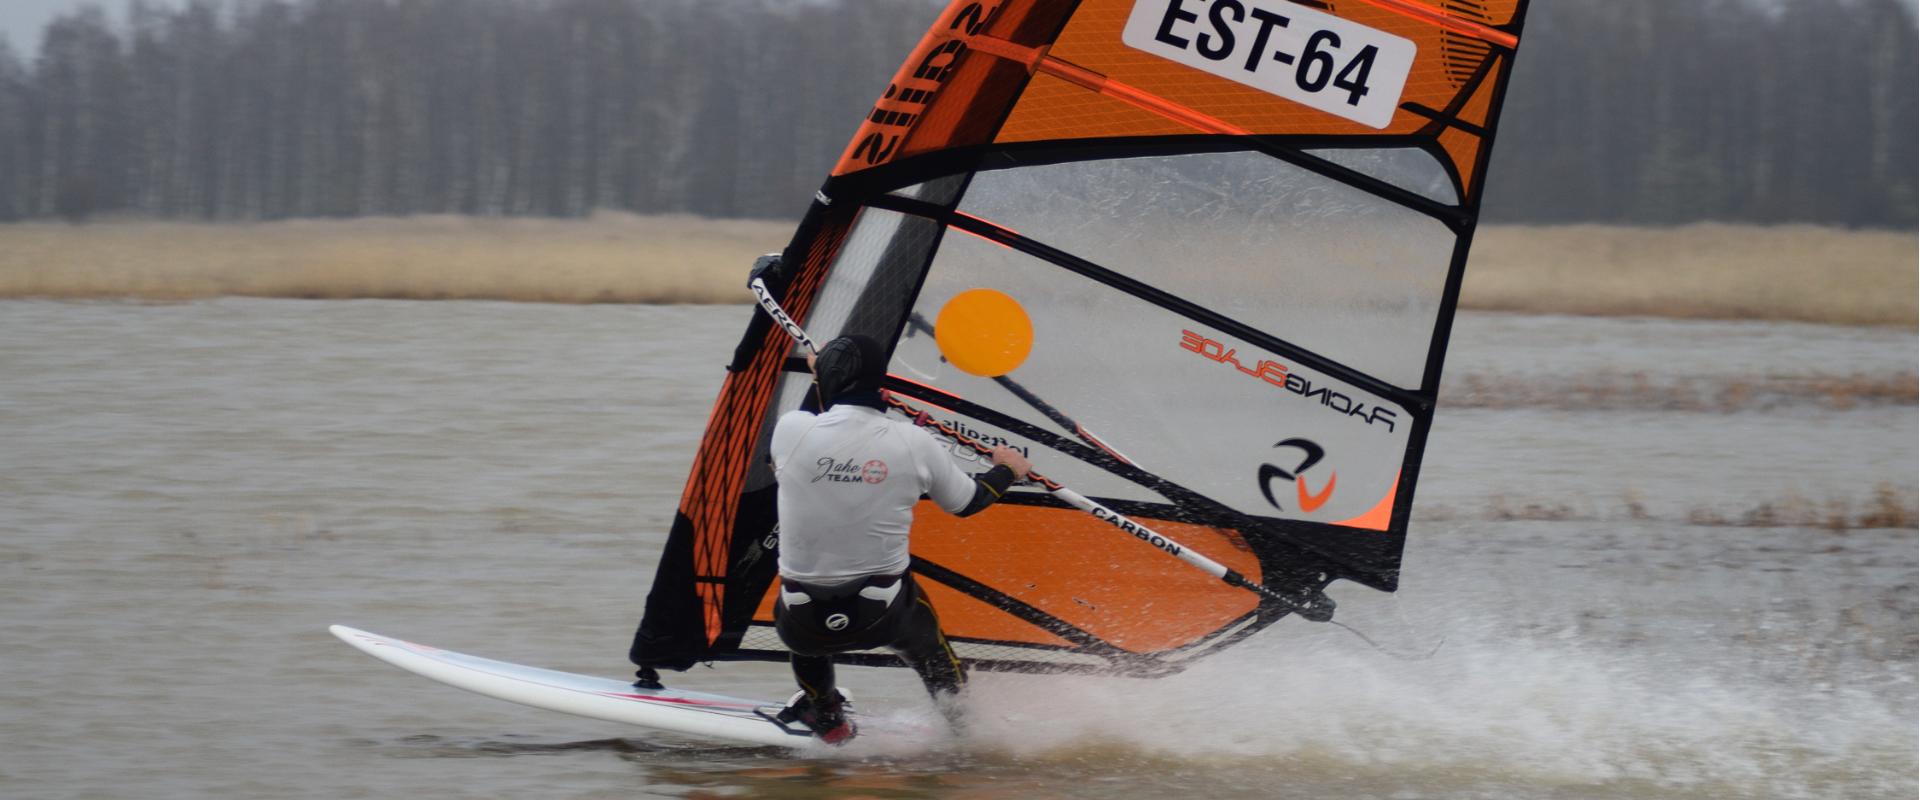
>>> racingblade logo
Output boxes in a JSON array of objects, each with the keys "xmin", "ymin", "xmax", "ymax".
[
  {"xmin": 1121, "ymin": 0, "xmax": 1417, "ymax": 128},
  {"xmin": 1180, "ymin": 330, "xmax": 1398, "ymax": 431}
]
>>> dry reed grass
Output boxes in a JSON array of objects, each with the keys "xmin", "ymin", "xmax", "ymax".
[
  {"xmin": 0, "ymin": 216, "xmax": 1912, "ymax": 326},
  {"xmin": 1419, "ymin": 483, "xmax": 1918, "ymax": 531},
  {"xmin": 1468, "ymin": 223, "xmax": 1917, "ymax": 327},
  {"xmin": 1683, "ymin": 484, "xmax": 1920, "ymax": 532},
  {"xmin": 1444, "ymin": 370, "xmax": 1918, "ymax": 411},
  {"xmin": 0, "ymin": 212, "xmax": 786, "ymax": 304}
]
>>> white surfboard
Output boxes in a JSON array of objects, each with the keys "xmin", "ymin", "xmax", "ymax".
[{"xmin": 330, "ymin": 625, "xmax": 906, "ymax": 749}]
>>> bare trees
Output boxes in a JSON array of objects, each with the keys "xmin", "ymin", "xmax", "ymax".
[
  {"xmin": 1487, "ymin": 0, "xmax": 1917, "ymax": 227},
  {"xmin": 0, "ymin": 0, "xmax": 1910, "ymax": 227}
]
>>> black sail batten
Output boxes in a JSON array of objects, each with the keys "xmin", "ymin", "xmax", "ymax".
[
  {"xmin": 876, "ymin": 374, "xmax": 1408, "ymax": 591},
  {"xmin": 826, "ymin": 134, "xmax": 1470, "ymax": 230},
  {"xmin": 902, "ymin": 310, "xmax": 1128, "ymax": 462},
  {"xmin": 866, "ymin": 192, "xmax": 1432, "ymax": 407},
  {"xmin": 1397, "ymin": 46, "xmax": 1532, "ymax": 532},
  {"xmin": 1402, "ymin": 103, "xmax": 1490, "ymax": 138},
  {"xmin": 909, "ymin": 557, "xmax": 1122, "ymax": 652}
]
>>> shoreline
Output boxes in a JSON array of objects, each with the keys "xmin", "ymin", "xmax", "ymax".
[{"xmin": 0, "ymin": 214, "xmax": 1912, "ymax": 327}]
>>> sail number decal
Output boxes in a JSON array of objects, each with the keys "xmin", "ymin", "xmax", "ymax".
[{"xmin": 1121, "ymin": 0, "xmax": 1416, "ymax": 129}]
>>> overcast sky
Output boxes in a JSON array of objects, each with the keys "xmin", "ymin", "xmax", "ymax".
[
  {"xmin": 0, "ymin": 0, "xmax": 190, "ymax": 53},
  {"xmin": 0, "ymin": 0, "xmax": 72, "ymax": 53},
  {"xmin": 4, "ymin": 0, "xmax": 1916, "ymax": 56}
]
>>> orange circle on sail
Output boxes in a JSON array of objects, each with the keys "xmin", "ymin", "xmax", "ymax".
[{"xmin": 934, "ymin": 288, "xmax": 1033, "ymax": 378}]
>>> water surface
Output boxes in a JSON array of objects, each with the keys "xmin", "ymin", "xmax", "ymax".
[{"xmin": 0, "ymin": 300, "xmax": 1911, "ymax": 799}]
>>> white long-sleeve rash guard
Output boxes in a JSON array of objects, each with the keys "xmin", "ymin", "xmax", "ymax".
[{"xmin": 770, "ymin": 404, "xmax": 996, "ymax": 585}]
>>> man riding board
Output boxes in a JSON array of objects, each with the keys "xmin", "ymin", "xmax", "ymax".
[{"xmin": 768, "ymin": 333, "xmax": 1031, "ymax": 744}]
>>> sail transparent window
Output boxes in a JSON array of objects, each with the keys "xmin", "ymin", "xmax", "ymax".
[{"xmin": 956, "ymin": 151, "xmax": 1458, "ymax": 389}]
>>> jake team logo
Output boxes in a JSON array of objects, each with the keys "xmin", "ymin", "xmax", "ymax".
[
  {"xmin": 813, "ymin": 457, "xmax": 890, "ymax": 485},
  {"xmin": 1258, "ymin": 438, "xmax": 1336, "ymax": 513}
]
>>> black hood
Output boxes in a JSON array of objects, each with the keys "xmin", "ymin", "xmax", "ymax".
[{"xmin": 812, "ymin": 334, "xmax": 886, "ymax": 408}]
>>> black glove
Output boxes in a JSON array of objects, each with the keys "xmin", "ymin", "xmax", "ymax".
[{"xmin": 749, "ymin": 252, "xmax": 784, "ymax": 284}]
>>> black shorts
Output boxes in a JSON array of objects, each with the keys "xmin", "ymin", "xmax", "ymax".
[{"xmin": 773, "ymin": 572, "xmax": 923, "ymax": 656}]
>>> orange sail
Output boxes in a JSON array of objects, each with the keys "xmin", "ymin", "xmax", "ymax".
[{"xmin": 633, "ymin": 0, "xmax": 1531, "ymax": 676}]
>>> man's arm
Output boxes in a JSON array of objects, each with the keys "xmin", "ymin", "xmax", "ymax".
[
  {"xmin": 920, "ymin": 432, "xmax": 1032, "ymax": 517},
  {"xmin": 951, "ymin": 460, "xmax": 1017, "ymax": 517}
]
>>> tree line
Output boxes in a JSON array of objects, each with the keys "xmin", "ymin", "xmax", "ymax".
[{"xmin": 0, "ymin": 0, "xmax": 1912, "ymax": 227}]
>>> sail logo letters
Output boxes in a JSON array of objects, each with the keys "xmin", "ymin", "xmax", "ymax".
[
  {"xmin": 1120, "ymin": 0, "xmax": 1417, "ymax": 129},
  {"xmin": 935, "ymin": 418, "xmax": 1031, "ymax": 462},
  {"xmin": 1090, "ymin": 506, "xmax": 1185, "ymax": 558},
  {"xmin": 847, "ymin": 1, "xmax": 1004, "ymax": 167},
  {"xmin": 1180, "ymin": 330, "xmax": 1398, "ymax": 432},
  {"xmin": 812, "ymin": 457, "xmax": 887, "ymax": 485}
]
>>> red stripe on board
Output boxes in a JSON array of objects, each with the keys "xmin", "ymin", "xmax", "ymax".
[{"xmin": 598, "ymin": 692, "xmax": 760, "ymax": 710}]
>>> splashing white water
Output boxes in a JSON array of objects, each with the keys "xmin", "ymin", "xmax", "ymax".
[{"xmin": 951, "ymin": 613, "xmax": 1914, "ymax": 799}]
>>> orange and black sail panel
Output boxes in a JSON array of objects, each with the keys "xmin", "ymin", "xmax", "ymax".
[{"xmin": 633, "ymin": 0, "xmax": 1531, "ymax": 676}]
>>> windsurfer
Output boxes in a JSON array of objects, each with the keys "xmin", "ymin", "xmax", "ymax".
[{"xmin": 768, "ymin": 334, "xmax": 1031, "ymax": 744}]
